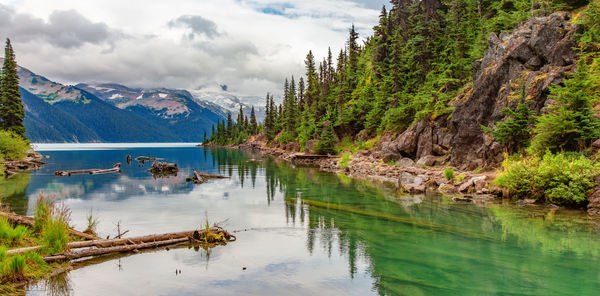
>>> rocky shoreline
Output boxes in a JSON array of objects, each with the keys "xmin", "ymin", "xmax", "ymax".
[
  {"xmin": 4, "ymin": 149, "xmax": 47, "ymax": 177},
  {"xmin": 209, "ymin": 138, "xmax": 503, "ymax": 205}
]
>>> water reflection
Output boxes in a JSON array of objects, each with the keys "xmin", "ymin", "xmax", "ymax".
[{"xmin": 0, "ymin": 147, "xmax": 597, "ymax": 295}]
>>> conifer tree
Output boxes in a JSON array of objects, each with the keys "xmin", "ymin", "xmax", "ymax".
[
  {"xmin": 0, "ymin": 38, "xmax": 25, "ymax": 137},
  {"xmin": 250, "ymin": 106, "xmax": 257, "ymax": 134}
]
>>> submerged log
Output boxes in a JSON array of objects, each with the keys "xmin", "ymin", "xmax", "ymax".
[
  {"xmin": 54, "ymin": 163, "xmax": 121, "ymax": 176},
  {"xmin": 186, "ymin": 171, "xmax": 229, "ymax": 184},
  {"xmin": 135, "ymin": 156, "xmax": 162, "ymax": 162},
  {"xmin": 147, "ymin": 161, "xmax": 179, "ymax": 177},
  {"xmin": 0, "ymin": 211, "xmax": 100, "ymax": 241}
]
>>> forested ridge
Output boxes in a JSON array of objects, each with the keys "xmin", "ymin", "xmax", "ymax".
[{"xmin": 208, "ymin": 0, "xmax": 597, "ymax": 155}]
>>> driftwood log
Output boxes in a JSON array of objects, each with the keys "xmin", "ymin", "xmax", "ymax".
[
  {"xmin": 0, "ymin": 211, "xmax": 100, "ymax": 241},
  {"xmin": 54, "ymin": 163, "xmax": 121, "ymax": 176},
  {"xmin": 186, "ymin": 171, "xmax": 229, "ymax": 184},
  {"xmin": 41, "ymin": 227, "xmax": 235, "ymax": 262},
  {"xmin": 147, "ymin": 161, "xmax": 179, "ymax": 176}
]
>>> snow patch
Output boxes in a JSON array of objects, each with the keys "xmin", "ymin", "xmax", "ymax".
[
  {"xmin": 136, "ymin": 94, "xmax": 143, "ymax": 100},
  {"xmin": 158, "ymin": 93, "xmax": 167, "ymax": 98},
  {"xmin": 109, "ymin": 93, "xmax": 124, "ymax": 100}
]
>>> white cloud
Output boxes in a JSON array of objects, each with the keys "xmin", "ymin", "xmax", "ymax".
[{"xmin": 0, "ymin": 0, "xmax": 384, "ymax": 96}]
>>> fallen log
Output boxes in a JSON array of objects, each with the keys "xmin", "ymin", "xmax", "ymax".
[
  {"xmin": 135, "ymin": 156, "xmax": 162, "ymax": 162},
  {"xmin": 0, "ymin": 211, "xmax": 100, "ymax": 241},
  {"xmin": 186, "ymin": 171, "xmax": 229, "ymax": 184},
  {"xmin": 54, "ymin": 163, "xmax": 121, "ymax": 176},
  {"xmin": 42, "ymin": 227, "xmax": 236, "ymax": 262}
]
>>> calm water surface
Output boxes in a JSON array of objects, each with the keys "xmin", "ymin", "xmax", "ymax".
[{"xmin": 1, "ymin": 146, "xmax": 599, "ymax": 295}]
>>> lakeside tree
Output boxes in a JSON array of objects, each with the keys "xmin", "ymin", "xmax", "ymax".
[{"xmin": 0, "ymin": 38, "xmax": 25, "ymax": 137}]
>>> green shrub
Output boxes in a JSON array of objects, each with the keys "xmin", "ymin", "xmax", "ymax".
[
  {"xmin": 315, "ymin": 123, "xmax": 337, "ymax": 155},
  {"xmin": 0, "ymin": 130, "xmax": 29, "ymax": 161},
  {"xmin": 457, "ymin": 174, "xmax": 466, "ymax": 182},
  {"xmin": 495, "ymin": 152, "xmax": 600, "ymax": 206},
  {"xmin": 338, "ymin": 153, "xmax": 351, "ymax": 169},
  {"xmin": 444, "ymin": 168, "xmax": 455, "ymax": 180}
]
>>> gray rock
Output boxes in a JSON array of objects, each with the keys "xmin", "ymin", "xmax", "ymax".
[
  {"xmin": 416, "ymin": 155, "xmax": 436, "ymax": 167},
  {"xmin": 396, "ymin": 157, "xmax": 415, "ymax": 168}
]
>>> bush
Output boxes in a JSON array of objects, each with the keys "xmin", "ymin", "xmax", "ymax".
[
  {"xmin": 338, "ymin": 153, "xmax": 351, "ymax": 169},
  {"xmin": 0, "ymin": 130, "xmax": 29, "ymax": 161},
  {"xmin": 444, "ymin": 168, "xmax": 455, "ymax": 180},
  {"xmin": 495, "ymin": 152, "xmax": 600, "ymax": 206}
]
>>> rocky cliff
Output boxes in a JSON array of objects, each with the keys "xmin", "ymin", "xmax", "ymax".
[{"xmin": 373, "ymin": 12, "xmax": 580, "ymax": 170}]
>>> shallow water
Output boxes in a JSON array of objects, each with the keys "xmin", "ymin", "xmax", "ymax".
[{"xmin": 1, "ymin": 146, "xmax": 599, "ymax": 295}]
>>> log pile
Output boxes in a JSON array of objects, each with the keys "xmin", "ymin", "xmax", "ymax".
[
  {"xmin": 4, "ymin": 150, "xmax": 47, "ymax": 176},
  {"xmin": 147, "ymin": 161, "xmax": 179, "ymax": 177},
  {"xmin": 186, "ymin": 171, "xmax": 229, "ymax": 184},
  {"xmin": 54, "ymin": 163, "xmax": 122, "ymax": 176}
]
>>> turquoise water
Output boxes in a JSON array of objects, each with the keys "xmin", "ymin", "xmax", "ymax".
[{"xmin": 1, "ymin": 146, "xmax": 599, "ymax": 295}]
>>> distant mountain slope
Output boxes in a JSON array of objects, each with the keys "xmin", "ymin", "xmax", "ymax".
[
  {"xmin": 21, "ymin": 87, "xmax": 101, "ymax": 143},
  {"xmin": 77, "ymin": 83, "xmax": 224, "ymax": 141},
  {"xmin": 16, "ymin": 65, "xmax": 189, "ymax": 143}
]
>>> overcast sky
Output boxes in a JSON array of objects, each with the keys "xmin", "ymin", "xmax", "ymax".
[{"xmin": 0, "ymin": 0, "xmax": 387, "ymax": 97}]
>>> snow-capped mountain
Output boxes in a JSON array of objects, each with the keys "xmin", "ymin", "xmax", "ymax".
[{"xmin": 190, "ymin": 84, "xmax": 266, "ymax": 122}]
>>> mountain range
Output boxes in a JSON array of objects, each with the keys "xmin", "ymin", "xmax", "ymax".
[{"xmin": 11, "ymin": 62, "xmax": 265, "ymax": 143}]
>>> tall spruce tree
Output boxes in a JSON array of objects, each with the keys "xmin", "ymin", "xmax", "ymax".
[
  {"xmin": 0, "ymin": 38, "xmax": 25, "ymax": 137},
  {"xmin": 250, "ymin": 106, "xmax": 257, "ymax": 134}
]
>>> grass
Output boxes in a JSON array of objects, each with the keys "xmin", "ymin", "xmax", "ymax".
[
  {"xmin": 84, "ymin": 209, "xmax": 99, "ymax": 236},
  {"xmin": 41, "ymin": 219, "xmax": 69, "ymax": 254},
  {"xmin": 0, "ymin": 217, "xmax": 30, "ymax": 247}
]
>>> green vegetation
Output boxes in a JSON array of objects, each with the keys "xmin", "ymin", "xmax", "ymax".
[
  {"xmin": 495, "ymin": 152, "xmax": 600, "ymax": 206},
  {"xmin": 444, "ymin": 168, "xmax": 455, "ymax": 181},
  {"xmin": 0, "ymin": 194, "xmax": 72, "ymax": 293},
  {"xmin": 338, "ymin": 153, "xmax": 351, "ymax": 169},
  {"xmin": 0, "ymin": 130, "xmax": 29, "ymax": 161}
]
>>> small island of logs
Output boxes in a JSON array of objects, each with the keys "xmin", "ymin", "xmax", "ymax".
[{"xmin": 147, "ymin": 161, "xmax": 179, "ymax": 177}]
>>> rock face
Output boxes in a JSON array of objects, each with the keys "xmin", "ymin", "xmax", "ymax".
[{"xmin": 373, "ymin": 12, "xmax": 579, "ymax": 169}]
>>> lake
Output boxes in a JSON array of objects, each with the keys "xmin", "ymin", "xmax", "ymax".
[{"xmin": 1, "ymin": 145, "xmax": 599, "ymax": 295}]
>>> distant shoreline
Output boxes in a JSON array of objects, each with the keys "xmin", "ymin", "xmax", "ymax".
[{"xmin": 32, "ymin": 142, "xmax": 202, "ymax": 151}]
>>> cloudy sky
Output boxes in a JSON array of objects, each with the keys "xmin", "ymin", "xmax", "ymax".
[{"xmin": 0, "ymin": 0, "xmax": 387, "ymax": 97}]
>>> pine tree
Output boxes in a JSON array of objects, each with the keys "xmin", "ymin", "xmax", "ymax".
[
  {"xmin": 226, "ymin": 113, "xmax": 233, "ymax": 137},
  {"xmin": 0, "ymin": 38, "xmax": 25, "ymax": 137},
  {"xmin": 250, "ymin": 106, "xmax": 257, "ymax": 134},
  {"xmin": 315, "ymin": 121, "xmax": 337, "ymax": 155}
]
